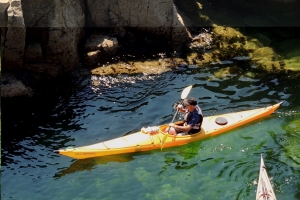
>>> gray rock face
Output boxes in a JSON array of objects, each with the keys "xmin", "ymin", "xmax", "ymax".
[
  {"xmin": 87, "ymin": 0, "xmax": 178, "ymax": 27},
  {"xmin": 85, "ymin": 0, "xmax": 190, "ymax": 46},
  {"xmin": 21, "ymin": 0, "xmax": 86, "ymax": 27},
  {"xmin": 0, "ymin": 0, "xmax": 9, "ymax": 27},
  {"xmin": 2, "ymin": 0, "xmax": 26, "ymax": 70},
  {"xmin": 1, "ymin": 0, "xmax": 191, "ymax": 97}
]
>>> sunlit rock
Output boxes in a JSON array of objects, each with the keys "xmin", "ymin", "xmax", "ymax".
[{"xmin": 85, "ymin": 35, "xmax": 119, "ymax": 66}]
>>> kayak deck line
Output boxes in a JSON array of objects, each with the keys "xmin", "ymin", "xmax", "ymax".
[
  {"xmin": 54, "ymin": 102, "xmax": 282, "ymax": 159},
  {"xmin": 102, "ymin": 142, "xmax": 110, "ymax": 149},
  {"xmin": 256, "ymin": 154, "xmax": 277, "ymax": 200}
]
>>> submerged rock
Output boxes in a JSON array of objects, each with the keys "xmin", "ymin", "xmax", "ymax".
[{"xmin": 90, "ymin": 58, "xmax": 187, "ymax": 76}]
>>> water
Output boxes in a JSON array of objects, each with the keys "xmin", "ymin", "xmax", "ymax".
[{"xmin": 2, "ymin": 62, "xmax": 300, "ymax": 199}]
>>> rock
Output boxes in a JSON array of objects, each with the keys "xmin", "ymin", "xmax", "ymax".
[
  {"xmin": 87, "ymin": 0, "xmax": 172, "ymax": 27},
  {"xmin": 0, "ymin": 0, "xmax": 9, "ymax": 27},
  {"xmin": 189, "ymin": 31, "xmax": 213, "ymax": 50},
  {"xmin": 171, "ymin": 5, "xmax": 192, "ymax": 47},
  {"xmin": 85, "ymin": 35, "xmax": 119, "ymax": 53},
  {"xmin": 283, "ymin": 56, "xmax": 300, "ymax": 71},
  {"xmin": 90, "ymin": 59, "xmax": 178, "ymax": 76},
  {"xmin": 22, "ymin": 0, "xmax": 86, "ymax": 28},
  {"xmin": 1, "ymin": 0, "xmax": 193, "ymax": 97},
  {"xmin": 86, "ymin": 0, "xmax": 191, "ymax": 47},
  {"xmin": 5, "ymin": 0, "xmax": 86, "ymax": 74},
  {"xmin": 1, "ymin": 72, "xmax": 33, "ymax": 97},
  {"xmin": 24, "ymin": 41, "xmax": 43, "ymax": 62},
  {"xmin": 253, "ymin": 47, "xmax": 279, "ymax": 61},
  {"xmin": 45, "ymin": 27, "xmax": 84, "ymax": 71},
  {"xmin": 2, "ymin": 0, "xmax": 26, "ymax": 70},
  {"xmin": 101, "ymin": 37, "xmax": 119, "ymax": 54},
  {"xmin": 84, "ymin": 35, "xmax": 119, "ymax": 66},
  {"xmin": 84, "ymin": 50, "xmax": 102, "ymax": 66}
]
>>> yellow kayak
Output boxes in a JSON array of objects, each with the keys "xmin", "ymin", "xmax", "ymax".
[
  {"xmin": 54, "ymin": 102, "xmax": 282, "ymax": 159},
  {"xmin": 256, "ymin": 154, "xmax": 277, "ymax": 200}
]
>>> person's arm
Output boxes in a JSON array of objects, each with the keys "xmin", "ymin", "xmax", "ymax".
[
  {"xmin": 169, "ymin": 123, "xmax": 192, "ymax": 132},
  {"xmin": 170, "ymin": 112, "xmax": 200, "ymax": 132}
]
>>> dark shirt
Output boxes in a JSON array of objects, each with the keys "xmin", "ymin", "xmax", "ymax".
[{"xmin": 185, "ymin": 107, "xmax": 203, "ymax": 134}]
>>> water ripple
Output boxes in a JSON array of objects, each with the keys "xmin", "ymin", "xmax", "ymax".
[{"xmin": 1, "ymin": 65, "xmax": 299, "ymax": 200}]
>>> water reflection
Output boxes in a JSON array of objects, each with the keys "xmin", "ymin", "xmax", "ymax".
[
  {"xmin": 159, "ymin": 152, "xmax": 199, "ymax": 176},
  {"xmin": 54, "ymin": 154, "xmax": 136, "ymax": 179}
]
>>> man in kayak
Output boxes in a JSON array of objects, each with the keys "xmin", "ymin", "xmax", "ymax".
[{"xmin": 168, "ymin": 97, "xmax": 203, "ymax": 135}]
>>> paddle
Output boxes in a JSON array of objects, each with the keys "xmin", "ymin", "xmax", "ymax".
[{"xmin": 160, "ymin": 85, "xmax": 192, "ymax": 150}]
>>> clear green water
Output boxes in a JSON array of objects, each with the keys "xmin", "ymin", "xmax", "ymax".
[{"xmin": 2, "ymin": 65, "xmax": 300, "ymax": 199}]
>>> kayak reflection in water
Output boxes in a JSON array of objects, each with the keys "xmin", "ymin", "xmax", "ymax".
[{"xmin": 168, "ymin": 97, "xmax": 203, "ymax": 136}]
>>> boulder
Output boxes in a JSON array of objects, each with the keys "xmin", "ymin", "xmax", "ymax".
[
  {"xmin": 84, "ymin": 50, "xmax": 102, "ymax": 66},
  {"xmin": 85, "ymin": 35, "xmax": 119, "ymax": 54},
  {"xmin": 84, "ymin": 35, "xmax": 119, "ymax": 66},
  {"xmin": 2, "ymin": 0, "xmax": 26, "ymax": 70}
]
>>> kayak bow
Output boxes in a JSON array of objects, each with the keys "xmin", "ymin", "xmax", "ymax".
[
  {"xmin": 54, "ymin": 102, "xmax": 282, "ymax": 159},
  {"xmin": 256, "ymin": 154, "xmax": 277, "ymax": 200}
]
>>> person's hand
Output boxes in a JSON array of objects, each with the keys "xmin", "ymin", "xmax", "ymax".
[
  {"xmin": 169, "ymin": 123, "xmax": 175, "ymax": 127},
  {"xmin": 177, "ymin": 104, "xmax": 183, "ymax": 110}
]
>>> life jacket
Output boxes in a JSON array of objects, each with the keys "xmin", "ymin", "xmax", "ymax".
[{"xmin": 184, "ymin": 105, "xmax": 203, "ymax": 133}]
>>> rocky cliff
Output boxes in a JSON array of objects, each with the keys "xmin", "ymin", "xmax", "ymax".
[
  {"xmin": 3, "ymin": 0, "xmax": 299, "ymax": 98},
  {"xmin": 1, "ymin": 0, "xmax": 192, "ymax": 97}
]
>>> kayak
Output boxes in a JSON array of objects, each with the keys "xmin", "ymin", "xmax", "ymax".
[
  {"xmin": 256, "ymin": 154, "xmax": 277, "ymax": 200},
  {"xmin": 54, "ymin": 102, "xmax": 282, "ymax": 159}
]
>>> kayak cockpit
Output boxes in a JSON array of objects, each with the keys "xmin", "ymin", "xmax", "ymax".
[{"xmin": 158, "ymin": 124, "xmax": 205, "ymax": 138}]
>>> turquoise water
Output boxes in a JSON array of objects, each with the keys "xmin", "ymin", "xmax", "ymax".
[{"xmin": 2, "ymin": 64, "xmax": 299, "ymax": 199}]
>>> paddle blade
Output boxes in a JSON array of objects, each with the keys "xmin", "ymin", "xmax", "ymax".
[{"xmin": 181, "ymin": 85, "xmax": 192, "ymax": 100}]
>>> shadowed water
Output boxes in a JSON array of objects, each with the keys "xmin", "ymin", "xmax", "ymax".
[{"xmin": 2, "ymin": 64, "xmax": 300, "ymax": 199}]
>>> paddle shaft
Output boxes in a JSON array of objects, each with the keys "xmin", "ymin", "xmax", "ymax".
[
  {"xmin": 166, "ymin": 100, "xmax": 183, "ymax": 133},
  {"xmin": 166, "ymin": 109, "xmax": 179, "ymax": 133}
]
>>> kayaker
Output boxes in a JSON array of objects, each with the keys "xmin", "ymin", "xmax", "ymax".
[{"xmin": 168, "ymin": 97, "xmax": 203, "ymax": 135}]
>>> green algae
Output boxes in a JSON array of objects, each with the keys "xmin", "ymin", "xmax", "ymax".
[{"xmin": 281, "ymin": 115, "xmax": 300, "ymax": 168}]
